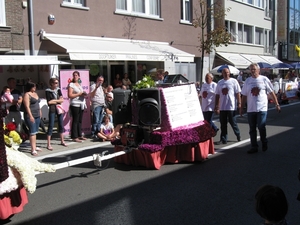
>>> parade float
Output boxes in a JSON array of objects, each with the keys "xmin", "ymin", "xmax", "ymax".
[{"xmin": 112, "ymin": 75, "xmax": 215, "ymax": 169}]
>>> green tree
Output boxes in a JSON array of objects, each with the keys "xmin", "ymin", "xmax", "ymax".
[{"xmin": 193, "ymin": 0, "xmax": 231, "ymax": 82}]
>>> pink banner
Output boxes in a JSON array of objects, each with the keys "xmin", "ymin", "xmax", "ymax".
[{"xmin": 59, "ymin": 70, "xmax": 91, "ymax": 137}]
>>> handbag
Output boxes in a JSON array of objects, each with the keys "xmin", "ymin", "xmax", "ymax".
[{"xmin": 56, "ymin": 104, "xmax": 65, "ymax": 114}]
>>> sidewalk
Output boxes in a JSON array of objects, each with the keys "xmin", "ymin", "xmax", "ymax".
[{"xmin": 18, "ymin": 132, "xmax": 113, "ymax": 160}]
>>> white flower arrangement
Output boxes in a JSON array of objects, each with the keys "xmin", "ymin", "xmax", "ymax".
[
  {"xmin": 133, "ymin": 75, "xmax": 156, "ymax": 90},
  {"xmin": 5, "ymin": 146, "xmax": 56, "ymax": 194}
]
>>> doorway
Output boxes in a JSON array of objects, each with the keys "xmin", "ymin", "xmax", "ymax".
[{"xmin": 110, "ymin": 64, "xmax": 124, "ymax": 86}]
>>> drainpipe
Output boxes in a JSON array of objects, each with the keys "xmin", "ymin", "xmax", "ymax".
[{"xmin": 28, "ymin": 0, "xmax": 35, "ymax": 55}]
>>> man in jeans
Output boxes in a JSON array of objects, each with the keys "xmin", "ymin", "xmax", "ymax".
[
  {"xmin": 214, "ymin": 68, "xmax": 241, "ymax": 145},
  {"xmin": 90, "ymin": 76, "xmax": 105, "ymax": 138},
  {"xmin": 240, "ymin": 63, "xmax": 280, "ymax": 154}
]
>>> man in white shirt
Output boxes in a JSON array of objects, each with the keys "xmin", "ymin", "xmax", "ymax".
[
  {"xmin": 240, "ymin": 63, "xmax": 280, "ymax": 154},
  {"xmin": 200, "ymin": 73, "xmax": 218, "ymax": 132},
  {"xmin": 215, "ymin": 68, "xmax": 241, "ymax": 144},
  {"xmin": 90, "ymin": 76, "xmax": 105, "ymax": 138}
]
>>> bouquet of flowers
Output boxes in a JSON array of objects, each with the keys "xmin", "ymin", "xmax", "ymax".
[
  {"xmin": 133, "ymin": 75, "xmax": 156, "ymax": 90},
  {"xmin": 4, "ymin": 122, "xmax": 23, "ymax": 148}
]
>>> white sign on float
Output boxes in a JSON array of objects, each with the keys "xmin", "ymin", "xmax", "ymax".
[{"xmin": 162, "ymin": 84, "xmax": 204, "ymax": 130}]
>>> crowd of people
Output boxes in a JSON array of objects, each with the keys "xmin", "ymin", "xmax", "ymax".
[
  {"xmin": 199, "ymin": 63, "xmax": 281, "ymax": 153},
  {"xmin": 0, "ymin": 70, "xmax": 148, "ymax": 155},
  {"xmin": 0, "ymin": 63, "xmax": 282, "ymax": 156}
]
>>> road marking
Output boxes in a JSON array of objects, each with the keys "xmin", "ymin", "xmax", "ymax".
[
  {"xmin": 214, "ymin": 138, "xmax": 252, "ymax": 153},
  {"xmin": 35, "ymin": 142, "xmax": 112, "ymax": 161}
]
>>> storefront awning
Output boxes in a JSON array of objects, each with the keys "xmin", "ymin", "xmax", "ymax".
[
  {"xmin": 240, "ymin": 54, "xmax": 283, "ymax": 65},
  {"xmin": 42, "ymin": 32, "xmax": 195, "ymax": 62},
  {"xmin": 258, "ymin": 55, "xmax": 283, "ymax": 64},
  {"xmin": 240, "ymin": 54, "xmax": 270, "ymax": 63},
  {"xmin": 0, "ymin": 55, "xmax": 71, "ymax": 65},
  {"xmin": 216, "ymin": 52, "xmax": 251, "ymax": 69}
]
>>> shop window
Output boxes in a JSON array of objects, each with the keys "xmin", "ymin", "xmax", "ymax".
[
  {"xmin": 181, "ymin": 0, "xmax": 192, "ymax": 23},
  {"xmin": 0, "ymin": 0, "xmax": 6, "ymax": 26},
  {"xmin": 116, "ymin": 0, "xmax": 160, "ymax": 17}
]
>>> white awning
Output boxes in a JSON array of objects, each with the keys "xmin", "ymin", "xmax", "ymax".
[
  {"xmin": 42, "ymin": 32, "xmax": 195, "ymax": 62},
  {"xmin": 216, "ymin": 52, "xmax": 251, "ymax": 69},
  {"xmin": 258, "ymin": 55, "xmax": 283, "ymax": 64},
  {"xmin": 240, "ymin": 54, "xmax": 270, "ymax": 63},
  {"xmin": 0, "ymin": 55, "xmax": 71, "ymax": 65}
]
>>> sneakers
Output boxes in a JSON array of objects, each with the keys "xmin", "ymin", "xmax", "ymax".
[
  {"xmin": 216, "ymin": 140, "xmax": 227, "ymax": 145},
  {"xmin": 247, "ymin": 148, "xmax": 258, "ymax": 154},
  {"xmin": 237, "ymin": 135, "xmax": 241, "ymax": 142},
  {"xmin": 262, "ymin": 143, "xmax": 268, "ymax": 152}
]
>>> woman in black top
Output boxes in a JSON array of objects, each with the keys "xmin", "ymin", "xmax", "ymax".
[{"xmin": 45, "ymin": 78, "xmax": 67, "ymax": 150}]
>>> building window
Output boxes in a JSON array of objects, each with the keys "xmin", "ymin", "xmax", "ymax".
[
  {"xmin": 238, "ymin": 24, "xmax": 243, "ymax": 42},
  {"xmin": 236, "ymin": 0, "xmax": 264, "ymax": 8},
  {"xmin": 265, "ymin": 0, "xmax": 273, "ymax": 18},
  {"xmin": 255, "ymin": 27, "xmax": 263, "ymax": 45},
  {"xmin": 290, "ymin": 8, "xmax": 295, "ymax": 29},
  {"xmin": 116, "ymin": 0, "xmax": 160, "ymax": 17},
  {"xmin": 117, "ymin": 0, "xmax": 127, "ymax": 10},
  {"xmin": 132, "ymin": 0, "xmax": 145, "ymax": 13},
  {"xmin": 0, "ymin": 0, "xmax": 6, "ymax": 26},
  {"xmin": 244, "ymin": 25, "xmax": 253, "ymax": 44},
  {"xmin": 296, "ymin": 0, "xmax": 300, "ymax": 10},
  {"xmin": 63, "ymin": 0, "xmax": 85, "ymax": 6},
  {"xmin": 181, "ymin": 0, "xmax": 192, "ymax": 22},
  {"xmin": 264, "ymin": 30, "xmax": 269, "ymax": 53},
  {"xmin": 225, "ymin": 20, "xmax": 237, "ymax": 42},
  {"xmin": 289, "ymin": 31, "xmax": 295, "ymax": 44},
  {"xmin": 295, "ymin": 32, "xmax": 299, "ymax": 45}
]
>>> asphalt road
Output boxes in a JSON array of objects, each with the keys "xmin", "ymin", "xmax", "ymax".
[{"xmin": 4, "ymin": 101, "xmax": 300, "ymax": 225}]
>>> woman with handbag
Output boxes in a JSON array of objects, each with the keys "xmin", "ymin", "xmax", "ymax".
[
  {"xmin": 45, "ymin": 78, "xmax": 67, "ymax": 150},
  {"xmin": 68, "ymin": 71, "xmax": 88, "ymax": 142}
]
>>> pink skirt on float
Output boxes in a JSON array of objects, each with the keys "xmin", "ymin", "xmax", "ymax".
[{"xmin": 0, "ymin": 187, "xmax": 28, "ymax": 220}]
